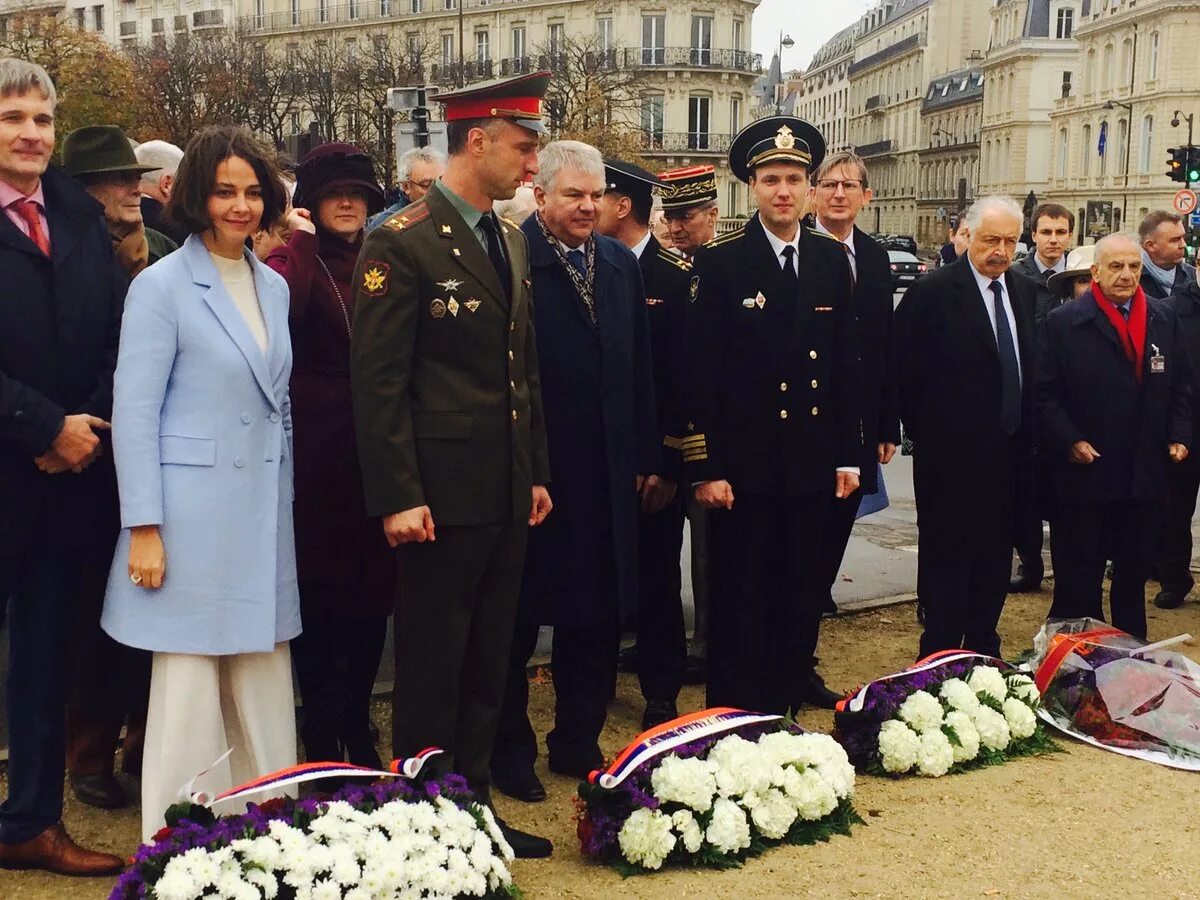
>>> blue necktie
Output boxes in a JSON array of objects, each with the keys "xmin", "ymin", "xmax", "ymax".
[
  {"xmin": 990, "ymin": 280, "xmax": 1021, "ymax": 436},
  {"xmin": 567, "ymin": 248, "xmax": 586, "ymax": 278}
]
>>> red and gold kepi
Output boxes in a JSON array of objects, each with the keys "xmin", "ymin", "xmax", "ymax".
[
  {"xmin": 657, "ymin": 165, "xmax": 718, "ymax": 212},
  {"xmin": 433, "ymin": 70, "xmax": 552, "ymax": 134},
  {"xmin": 729, "ymin": 115, "xmax": 826, "ymax": 183}
]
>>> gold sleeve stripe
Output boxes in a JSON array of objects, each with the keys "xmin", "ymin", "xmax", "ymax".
[
  {"xmin": 663, "ymin": 435, "xmax": 684, "ymax": 450},
  {"xmin": 682, "ymin": 452, "xmax": 709, "ymax": 462}
]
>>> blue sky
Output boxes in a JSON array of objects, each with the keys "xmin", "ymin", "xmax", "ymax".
[{"xmin": 752, "ymin": 0, "xmax": 877, "ymax": 69}]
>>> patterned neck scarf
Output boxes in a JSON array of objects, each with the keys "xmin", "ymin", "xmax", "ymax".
[{"xmin": 535, "ymin": 212, "xmax": 597, "ymax": 325}]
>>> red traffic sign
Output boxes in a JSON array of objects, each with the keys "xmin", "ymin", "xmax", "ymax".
[{"xmin": 1172, "ymin": 188, "xmax": 1198, "ymax": 216}]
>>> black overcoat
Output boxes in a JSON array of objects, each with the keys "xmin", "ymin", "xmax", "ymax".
[
  {"xmin": 895, "ymin": 256, "xmax": 1037, "ymax": 559},
  {"xmin": 638, "ymin": 234, "xmax": 691, "ymax": 478},
  {"xmin": 850, "ymin": 227, "xmax": 900, "ymax": 492},
  {"xmin": 519, "ymin": 221, "xmax": 660, "ymax": 627}
]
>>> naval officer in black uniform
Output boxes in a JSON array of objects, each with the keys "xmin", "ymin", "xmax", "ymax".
[
  {"xmin": 685, "ymin": 117, "xmax": 861, "ymax": 714},
  {"xmin": 596, "ymin": 160, "xmax": 692, "ymax": 729}
]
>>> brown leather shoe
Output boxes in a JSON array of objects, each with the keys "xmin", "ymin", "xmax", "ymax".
[{"xmin": 0, "ymin": 823, "xmax": 125, "ymax": 876}]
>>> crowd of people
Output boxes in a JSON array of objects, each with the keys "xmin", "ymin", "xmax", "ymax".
[{"xmin": 1, "ymin": 52, "xmax": 1198, "ymax": 877}]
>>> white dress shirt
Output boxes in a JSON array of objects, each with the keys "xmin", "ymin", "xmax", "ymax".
[
  {"xmin": 967, "ymin": 256, "xmax": 1023, "ymax": 385},
  {"xmin": 1034, "ymin": 253, "xmax": 1066, "ymax": 275},
  {"xmin": 630, "ymin": 230, "xmax": 653, "ymax": 260},
  {"xmin": 813, "ymin": 218, "xmax": 857, "ymax": 280}
]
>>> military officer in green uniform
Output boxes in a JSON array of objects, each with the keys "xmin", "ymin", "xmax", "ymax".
[
  {"xmin": 685, "ymin": 116, "xmax": 861, "ymax": 715},
  {"xmin": 350, "ymin": 71, "xmax": 554, "ymax": 858}
]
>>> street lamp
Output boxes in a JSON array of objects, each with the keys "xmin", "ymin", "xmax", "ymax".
[
  {"xmin": 1172, "ymin": 109, "xmax": 1195, "ymax": 147},
  {"xmin": 775, "ymin": 32, "xmax": 795, "ymax": 115},
  {"xmin": 1104, "ymin": 98, "xmax": 1132, "ymax": 230}
]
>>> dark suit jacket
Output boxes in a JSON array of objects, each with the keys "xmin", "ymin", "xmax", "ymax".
[
  {"xmin": 849, "ymin": 226, "xmax": 900, "ymax": 493},
  {"xmin": 685, "ymin": 214, "xmax": 860, "ymax": 497},
  {"xmin": 638, "ymin": 234, "xmax": 691, "ymax": 479},
  {"xmin": 1037, "ymin": 290, "xmax": 1191, "ymax": 505},
  {"xmin": 895, "ymin": 256, "xmax": 1037, "ymax": 558},
  {"xmin": 1170, "ymin": 279, "xmax": 1200, "ymax": 434},
  {"xmin": 1140, "ymin": 261, "xmax": 1197, "ymax": 300},
  {"xmin": 0, "ymin": 167, "xmax": 127, "ymax": 545},
  {"xmin": 351, "ymin": 183, "xmax": 550, "ymax": 526},
  {"xmin": 1013, "ymin": 252, "xmax": 1066, "ymax": 325},
  {"xmin": 520, "ymin": 221, "xmax": 659, "ymax": 626}
]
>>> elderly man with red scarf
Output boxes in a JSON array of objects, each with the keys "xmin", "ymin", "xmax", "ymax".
[{"xmin": 1036, "ymin": 232, "xmax": 1193, "ymax": 638}]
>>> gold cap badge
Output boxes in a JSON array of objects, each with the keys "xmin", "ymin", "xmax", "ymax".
[{"xmin": 775, "ymin": 125, "xmax": 795, "ymax": 150}]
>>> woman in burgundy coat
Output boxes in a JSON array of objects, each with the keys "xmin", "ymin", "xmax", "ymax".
[{"xmin": 266, "ymin": 144, "xmax": 395, "ymax": 768}]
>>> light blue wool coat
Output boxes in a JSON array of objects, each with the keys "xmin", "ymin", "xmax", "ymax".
[{"xmin": 102, "ymin": 234, "xmax": 302, "ymax": 655}]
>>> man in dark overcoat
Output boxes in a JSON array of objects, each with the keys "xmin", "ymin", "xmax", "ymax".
[
  {"xmin": 350, "ymin": 72, "xmax": 554, "ymax": 858},
  {"xmin": 1038, "ymin": 232, "xmax": 1192, "ymax": 638},
  {"xmin": 491, "ymin": 141, "xmax": 659, "ymax": 796},
  {"xmin": 686, "ymin": 117, "xmax": 861, "ymax": 715},
  {"xmin": 0, "ymin": 58, "xmax": 126, "ymax": 875},
  {"xmin": 896, "ymin": 195, "xmax": 1037, "ymax": 659},
  {"xmin": 596, "ymin": 159, "xmax": 692, "ymax": 730}
]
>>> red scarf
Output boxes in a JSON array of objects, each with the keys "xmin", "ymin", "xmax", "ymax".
[{"xmin": 1092, "ymin": 282, "xmax": 1147, "ymax": 384}]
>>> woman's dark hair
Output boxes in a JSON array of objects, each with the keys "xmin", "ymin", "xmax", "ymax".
[{"xmin": 165, "ymin": 125, "xmax": 287, "ymax": 235}]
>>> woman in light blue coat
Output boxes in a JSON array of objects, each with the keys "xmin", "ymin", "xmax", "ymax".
[{"xmin": 101, "ymin": 126, "xmax": 302, "ymax": 841}]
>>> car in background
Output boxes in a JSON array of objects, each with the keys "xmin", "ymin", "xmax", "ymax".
[
  {"xmin": 876, "ymin": 234, "xmax": 919, "ymax": 255},
  {"xmin": 888, "ymin": 250, "xmax": 927, "ymax": 289}
]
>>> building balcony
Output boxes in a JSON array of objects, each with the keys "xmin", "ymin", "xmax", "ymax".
[
  {"xmin": 641, "ymin": 132, "xmax": 733, "ymax": 155},
  {"xmin": 847, "ymin": 32, "xmax": 926, "ymax": 78},
  {"xmin": 856, "ymin": 139, "xmax": 894, "ymax": 158},
  {"xmin": 622, "ymin": 47, "xmax": 762, "ymax": 76},
  {"xmin": 865, "ymin": 94, "xmax": 887, "ymax": 113}
]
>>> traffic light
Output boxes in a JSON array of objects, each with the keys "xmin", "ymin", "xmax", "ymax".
[
  {"xmin": 1187, "ymin": 146, "xmax": 1200, "ymax": 185},
  {"xmin": 1167, "ymin": 146, "xmax": 1187, "ymax": 182}
]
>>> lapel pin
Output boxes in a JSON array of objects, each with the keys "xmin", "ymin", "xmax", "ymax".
[
  {"xmin": 441, "ymin": 225, "xmax": 453, "ymax": 235},
  {"xmin": 447, "ymin": 297, "xmax": 460, "ymax": 317},
  {"xmin": 742, "ymin": 297, "xmax": 756, "ymax": 308},
  {"xmin": 755, "ymin": 292, "xmax": 767, "ymax": 309},
  {"xmin": 465, "ymin": 298, "xmax": 481, "ymax": 313},
  {"xmin": 437, "ymin": 278, "xmax": 463, "ymax": 292},
  {"xmin": 430, "ymin": 299, "xmax": 447, "ymax": 319},
  {"xmin": 452, "ymin": 248, "xmax": 461, "ymax": 257}
]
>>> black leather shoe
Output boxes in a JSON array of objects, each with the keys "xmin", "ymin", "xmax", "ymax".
[
  {"xmin": 617, "ymin": 643, "xmax": 639, "ymax": 673},
  {"xmin": 641, "ymin": 699, "xmax": 678, "ymax": 731},
  {"xmin": 1154, "ymin": 588, "xmax": 1188, "ymax": 610},
  {"xmin": 682, "ymin": 655, "xmax": 708, "ymax": 685},
  {"xmin": 492, "ymin": 767, "xmax": 546, "ymax": 803},
  {"xmin": 1007, "ymin": 564, "xmax": 1044, "ymax": 593},
  {"xmin": 796, "ymin": 672, "xmax": 843, "ymax": 710},
  {"xmin": 492, "ymin": 813, "xmax": 553, "ymax": 859},
  {"xmin": 69, "ymin": 773, "xmax": 127, "ymax": 810}
]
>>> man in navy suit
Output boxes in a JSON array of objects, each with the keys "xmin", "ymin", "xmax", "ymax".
[
  {"xmin": 0, "ymin": 57, "xmax": 125, "ymax": 876},
  {"xmin": 493, "ymin": 141, "xmax": 659, "ymax": 797},
  {"xmin": 1038, "ymin": 232, "xmax": 1192, "ymax": 637}
]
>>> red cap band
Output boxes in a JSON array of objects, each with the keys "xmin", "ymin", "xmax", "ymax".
[{"xmin": 443, "ymin": 96, "xmax": 543, "ymax": 122}]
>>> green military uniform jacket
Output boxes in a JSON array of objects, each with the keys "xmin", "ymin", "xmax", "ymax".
[{"xmin": 350, "ymin": 182, "xmax": 550, "ymax": 526}]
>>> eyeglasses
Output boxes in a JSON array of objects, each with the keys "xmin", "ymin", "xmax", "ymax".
[
  {"xmin": 405, "ymin": 178, "xmax": 436, "ymax": 190},
  {"xmin": 662, "ymin": 206, "xmax": 710, "ymax": 224},
  {"xmin": 815, "ymin": 179, "xmax": 864, "ymax": 193}
]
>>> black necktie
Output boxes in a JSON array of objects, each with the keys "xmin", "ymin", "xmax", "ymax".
[
  {"xmin": 781, "ymin": 245, "xmax": 798, "ymax": 289},
  {"xmin": 990, "ymin": 280, "xmax": 1021, "ymax": 436},
  {"xmin": 1119, "ymin": 304, "xmax": 1131, "ymax": 322},
  {"xmin": 479, "ymin": 214, "xmax": 512, "ymax": 301}
]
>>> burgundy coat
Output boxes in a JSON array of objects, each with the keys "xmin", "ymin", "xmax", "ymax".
[{"xmin": 266, "ymin": 229, "xmax": 396, "ymax": 616}]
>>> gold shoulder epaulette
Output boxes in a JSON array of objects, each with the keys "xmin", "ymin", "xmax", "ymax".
[
  {"xmin": 657, "ymin": 247, "xmax": 692, "ymax": 271},
  {"xmin": 383, "ymin": 201, "xmax": 430, "ymax": 232},
  {"xmin": 705, "ymin": 230, "xmax": 743, "ymax": 249}
]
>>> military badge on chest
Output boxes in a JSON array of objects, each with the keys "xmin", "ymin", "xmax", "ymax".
[{"xmin": 431, "ymin": 278, "xmax": 483, "ymax": 319}]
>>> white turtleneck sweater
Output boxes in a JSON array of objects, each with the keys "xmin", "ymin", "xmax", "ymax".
[{"xmin": 210, "ymin": 251, "xmax": 268, "ymax": 354}]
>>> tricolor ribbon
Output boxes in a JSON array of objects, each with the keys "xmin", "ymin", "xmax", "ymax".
[{"xmin": 836, "ymin": 651, "xmax": 1010, "ymax": 714}]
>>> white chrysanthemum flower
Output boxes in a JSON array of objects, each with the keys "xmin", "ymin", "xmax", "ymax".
[
  {"xmin": 617, "ymin": 807, "xmax": 676, "ymax": 870},
  {"xmin": 748, "ymin": 788, "xmax": 799, "ymax": 839},
  {"xmin": 762, "ymin": 733, "xmax": 856, "ymax": 801},
  {"xmin": 943, "ymin": 710, "xmax": 981, "ymax": 763},
  {"xmin": 670, "ymin": 809, "xmax": 704, "ymax": 854},
  {"xmin": 938, "ymin": 678, "xmax": 981, "ymax": 712},
  {"xmin": 877, "ymin": 720, "xmax": 920, "ymax": 773},
  {"xmin": 971, "ymin": 705, "xmax": 1011, "ymax": 751},
  {"xmin": 785, "ymin": 766, "xmax": 838, "ymax": 821},
  {"xmin": 968, "ymin": 666, "xmax": 1009, "ymax": 704},
  {"xmin": 915, "ymin": 729, "xmax": 955, "ymax": 777},
  {"xmin": 897, "ymin": 690, "xmax": 945, "ymax": 733},
  {"xmin": 1002, "ymin": 696, "xmax": 1038, "ymax": 740},
  {"xmin": 1006, "ymin": 674, "xmax": 1041, "ymax": 706},
  {"xmin": 709, "ymin": 735, "xmax": 774, "ymax": 798},
  {"xmin": 705, "ymin": 798, "xmax": 752, "ymax": 854},
  {"xmin": 650, "ymin": 754, "xmax": 719, "ymax": 813},
  {"xmin": 153, "ymin": 863, "xmax": 204, "ymax": 900}
]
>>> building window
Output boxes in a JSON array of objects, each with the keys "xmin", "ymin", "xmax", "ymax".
[
  {"xmin": 1057, "ymin": 128, "xmax": 1068, "ymax": 179},
  {"xmin": 549, "ymin": 23, "xmax": 564, "ymax": 56},
  {"xmin": 732, "ymin": 19, "xmax": 743, "ymax": 52},
  {"xmin": 93, "ymin": 5, "xmax": 104, "ymax": 31},
  {"xmin": 1055, "ymin": 8, "xmax": 1073, "ymax": 39},
  {"xmin": 254, "ymin": 0, "xmax": 265, "ymax": 28},
  {"xmin": 511, "ymin": 27, "xmax": 526, "ymax": 60},
  {"xmin": 641, "ymin": 94, "xmax": 664, "ymax": 147},
  {"xmin": 597, "ymin": 17, "xmax": 613, "ymax": 54},
  {"xmin": 411, "ymin": 0, "xmax": 423, "ymax": 13},
  {"xmin": 1101, "ymin": 43, "xmax": 1114, "ymax": 90},
  {"xmin": 348, "ymin": 0, "xmax": 359, "ymax": 20},
  {"xmin": 444, "ymin": 0, "xmax": 456, "ymax": 8},
  {"xmin": 1081, "ymin": 124, "xmax": 1091, "ymax": 176},
  {"xmin": 1116, "ymin": 119, "xmax": 1128, "ymax": 174},
  {"xmin": 291, "ymin": 0, "xmax": 300, "ymax": 25},
  {"xmin": 318, "ymin": 0, "xmax": 329, "ymax": 23},
  {"xmin": 345, "ymin": 38, "xmax": 358, "ymax": 64},
  {"xmin": 475, "ymin": 31, "xmax": 489, "ymax": 63},
  {"xmin": 1149, "ymin": 32, "xmax": 1160, "ymax": 80},
  {"xmin": 642, "ymin": 15, "xmax": 666, "ymax": 65},
  {"xmin": 1139, "ymin": 115, "xmax": 1153, "ymax": 174},
  {"xmin": 691, "ymin": 16, "xmax": 713, "ymax": 66},
  {"xmin": 727, "ymin": 182, "xmax": 739, "ymax": 217},
  {"xmin": 1084, "ymin": 49, "xmax": 1095, "ymax": 94},
  {"xmin": 441, "ymin": 34, "xmax": 454, "ymax": 69},
  {"xmin": 1061, "ymin": 70, "xmax": 1072, "ymax": 99},
  {"xmin": 381, "ymin": 0, "xmax": 392, "ymax": 13},
  {"xmin": 730, "ymin": 95, "xmax": 742, "ymax": 133},
  {"xmin": 688, "ymin": 95, "xmax": 711, "ymax": 150}
]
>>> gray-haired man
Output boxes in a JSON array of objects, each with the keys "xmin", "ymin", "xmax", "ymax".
[
  {"xmin": 133, "ymin": 138, "xmax": 186, "ymax": 244},
  {"xmin": 367, "ymin": 145, "xmax": 446, "ymax": 232}
]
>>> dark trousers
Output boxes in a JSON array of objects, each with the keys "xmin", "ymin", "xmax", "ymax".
[
  {"xmin": 0, "ymin": 541, "xmax": 85, "ymax": 843},
  {"xmin": 1157, "ymin": 453, "xmax": 1200, "ymax": 595},
  {"xmin": 1013, "ymin": 513, "xmax": 1045, "ymax": 576},
  {"xmin": 393, "ymin": 522, "xmax": 527, "ymax": 795},
  {"xmin": 493, "ymin": 604, "xmax": 620, "ymax": 775},
  {"xmin": 685, "ymin": 494, "xmax": 711, "ymax": 658},
  {"xmin": 1050, "ymin": 500, "xmax": 1158, "ymax": 639},
  {"xmin": 65, "ymin": 524, "xmax": 150, "ymax": 777},
  {"xmin": 292, "ymin": 594, "xmax": 388, "ymax": 767},
  {"xmin": 635, "ymin": 495, "xmax": 686, "ymax": 703},
  {"xmin": 817, "ymin": 492, "xmax": 859, "ymax": 606},
  {"xmin": 917, "ymin": 547, "xmax": 1010, "ymax": 659},
  {"xmin": 706, "ymin": 492, "xmax": 824, "ymax": 714}
]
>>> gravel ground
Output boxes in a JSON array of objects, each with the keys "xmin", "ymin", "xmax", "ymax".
[{"xmin": 2, "ymin": 589, "xmax": 1198, "ymax": 899}]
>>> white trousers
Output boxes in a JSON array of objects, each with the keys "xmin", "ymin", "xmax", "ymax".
[{"xmin": 141, "ymin": 642, "xmax": 297, "ymax": 841}]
